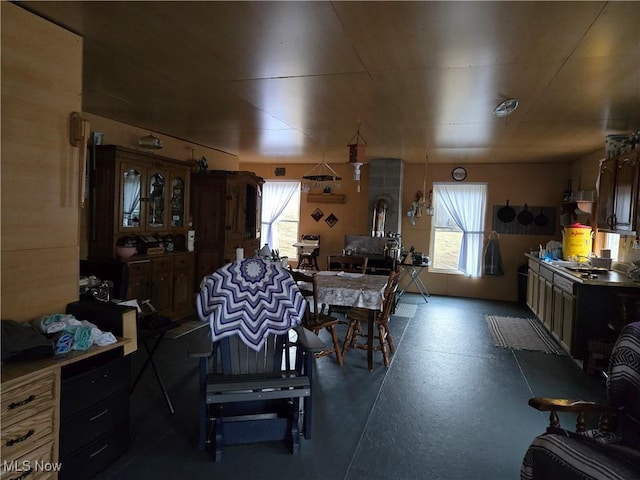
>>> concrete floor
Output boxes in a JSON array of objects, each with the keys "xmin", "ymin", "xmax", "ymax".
[{"xmin": 94, "ymin": 295, "xmax": 606, "ymax": 480}]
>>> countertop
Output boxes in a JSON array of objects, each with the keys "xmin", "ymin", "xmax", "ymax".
[{"xmin": 525, "ymin": 253, "xmax": 639, "ymax": 288}]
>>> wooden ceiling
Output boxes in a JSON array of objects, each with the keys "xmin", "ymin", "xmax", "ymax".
[{"xmin": 17, "ymin": 1, "xmax": 640, "ymax": 165}]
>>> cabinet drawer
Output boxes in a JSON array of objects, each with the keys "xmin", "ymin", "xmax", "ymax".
[
  {"xmin": 59, "ymin": 389, "xmax": 129, "ymax": 458},
  {"xmin": 1, "ymin": 371, "xmax": 56, "ymax": 427},
  {"xmin": 0, "ymin": 407, "xmax": 55, "ymax": 464},
  {"xmin": 173, "ymin": 254, "xmax": 193, "ymax": 270},
  {"xmin": 61, "ymin": 356, "xmax": 130, "ymax": 418},
  {"xmin": 528, "ymin": 259, "xmax": 540, "ymax": 273},
  {"xmin": 58, "ymin": 424, "xmax": 129, "ymax": 480},
  {"xmin": 152, "ymin": 257, "xmax": 173, "ymax": 273},
  {"xmin": 554, "ymin": 275, "xmax": 575, "ymax": 294},
  {"xmin": 127, "ymin": 260, "xmax": 150, "ymax": 278},
  {"xmin": 0, "ymin": 440, "xmax": 56, "ymax": 480},
  {"xmin": 539, "ymin": 266, "xmax": 554, "ymax": 282}
]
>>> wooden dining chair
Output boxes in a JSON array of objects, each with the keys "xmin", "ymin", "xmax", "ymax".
[
  {"xmin": 289, "ymin": 268, "xmax": 343, "ymax": 365},
  {"xmin": 342, "ymin": 269, "xmax": 401, "ymax": 367},
  {"xmin": 326, "ymin": 255, "xmax": 368, "ymax": 273},
  {"xmin": 325, "ymin": 255, "xmax": 369, "ymax": 317}
]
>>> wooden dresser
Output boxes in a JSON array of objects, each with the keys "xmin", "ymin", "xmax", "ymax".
[{"xmin": 1, "ymin": 337, "xmax": 131, "ymax": 480}]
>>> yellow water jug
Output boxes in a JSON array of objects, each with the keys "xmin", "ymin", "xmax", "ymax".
[{"xmin": 562, "ymin": 223, "xmax": 593, "ymax": 260}]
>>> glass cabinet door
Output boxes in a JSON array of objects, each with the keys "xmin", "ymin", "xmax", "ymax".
[
  {"xmin": 120, "ymin": 166, "xmax": 143, "ymax": 230},
  {"xmin": 147, "ymin": 171, "xmax": 167, "ymax": 229},
  {"xmin": 170, "ymin": 176, "xmax": 186, "ymax": 227}
]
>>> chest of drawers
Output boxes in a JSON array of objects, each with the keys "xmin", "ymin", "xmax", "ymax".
[{"xmin": 1, "ymin": 369, "xmax": 58, "ymax": 480}]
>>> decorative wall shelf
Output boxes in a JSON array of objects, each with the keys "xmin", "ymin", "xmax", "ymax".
[{"xmin": 307, "ymin": 193, "xmax": 346, "ymax": 204}]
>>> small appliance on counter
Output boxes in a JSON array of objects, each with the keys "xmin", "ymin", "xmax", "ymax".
[{"xmin": 562, "ymin": 223, "xmax": 593, "ymax": 260}]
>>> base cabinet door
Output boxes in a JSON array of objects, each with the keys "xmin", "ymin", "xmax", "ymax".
[
  {"xmin": 552, "ymin": 274, "xmax": 576, "ymax": 353},
  {"xmin": 127, "ymin": 261, "xmax": 151, "ymax": 302},
  {"xmin": 536, "ymin": 275, "xmax": 546, "ymax": 324},
  {"xmin": 150, "ymin": 257, "xmax": 173, "ymax": 313},
  {"xmin": 552, "ymin": 285, "xmax": 564, "ymax": 340},
  {"xmin": 527, "ymin": 269, "xmax": 539, "ymax": 314},
  {"xmin": 543, "ymin": 280, "xmax": 553, "ymax": 330},
  {"xmin": 561, "ymin": 291, "xmax": 575, "ymax": 351},
  {"xmin": 172, "ymin": 253, "xmax": 194, "ymax": 318}
]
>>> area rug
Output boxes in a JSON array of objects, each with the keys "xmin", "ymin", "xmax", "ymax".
[
  {"xmin": 485, "ymin": 315, "xmax": 565, "ymax": 355},
  {"xmin": 393, "ymin": 304, "xmax": 418, "ymax": 318}
]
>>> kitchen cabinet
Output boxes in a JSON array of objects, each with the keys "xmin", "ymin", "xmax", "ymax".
[
  {"xmin": 527, "ymin": 259, "xmax": 577, "ymax": 356},
  {"xmin": 526, "ymin": 260, "xmax": 539, "ymax": 315},
  {"xmin": 525, "ymin": 255, "xmax": 638, "ymax": 367},
  {"xmin": 89, "ymin": 145, "xmax": 194, "ymax": 319},
  {"xmin": 597, "ymin": 149, "xmax": 639, "ymax": 233},
  {"xmin": 190, "ymin": 170, "xmax": 263, "ymax": 287},
  {"xmin": 551, "ymin": 274, "xmax": 576, "ymax": 351},
  {"xmin": 538, "ymin": 265, "xmax": 554, "ymax": 330},
  {"xmin": 120, "ymin": 252, "xmax": 194, "ymax": 319},
  {"xmin": 150, "ymin": 257, "xmax": 173, "ymax": 313},
  {"xmin": 172, "ymin": 253, "xmax": 195, "ymax": 318},
  {"xmin": 127, "ymin": 260, "xmax": 151, "ymax": 304}
]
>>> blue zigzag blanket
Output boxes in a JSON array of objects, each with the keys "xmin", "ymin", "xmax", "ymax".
[{"xmin": 197, "ymin": 258, "xmax": 306, "ymax": 351}]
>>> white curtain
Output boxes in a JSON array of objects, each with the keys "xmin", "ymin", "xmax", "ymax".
[
  {"xmin": 434, "ymin": 182, "xmax": 487, "ymax": 277},
  {"xmin": 261, "ymin": 181, "xmax": 300, "ymax": 250}
]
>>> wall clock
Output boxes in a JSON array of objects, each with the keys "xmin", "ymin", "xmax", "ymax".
[{"xmin": 452, "ymin": 167, "xmax": 467, "ymax": 181}]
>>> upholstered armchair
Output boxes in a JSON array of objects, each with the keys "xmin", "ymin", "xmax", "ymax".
[{"xmin": 521, "ymin": 322, "xmax": 640, "ymax": 479}]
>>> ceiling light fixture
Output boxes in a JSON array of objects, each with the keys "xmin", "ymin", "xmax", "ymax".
[
  {"xmin": 138, "ymin": 132, "xmax": 163, "ymax": 149},
  {"xmin": 493, "ymin": 98, "xmax": 519, "ymax": 117},
  {"xmin": 301, "ymin": 154, "xmax": 341, "ymax": 192},
  {"xmin": 347, "ymin": 121, "xmax": 367, "ymax": 193}
]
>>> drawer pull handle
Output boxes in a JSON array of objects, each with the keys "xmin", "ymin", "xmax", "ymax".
[
  {"xmin": 10, "ymin": 467, "xmax": 33, "ymax": 480},
  {"xmin": 89, "ymin": 409, "xmax": 109, "ymax": 422},
  {"xmin": 89, "ymin": 443, "xmax": 109, "ymax": 458},
  {"xmin": 7, "ymin": 395, "xmax": 36, "ymax": 410},
  {"xmin": 6, "ymin": 429, "xmax": 35, "ymax": 446}
]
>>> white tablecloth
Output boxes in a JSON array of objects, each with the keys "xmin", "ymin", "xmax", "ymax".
[{"xmin": 315, "ymin": 272, "xmax": 388, "ymax": 311}]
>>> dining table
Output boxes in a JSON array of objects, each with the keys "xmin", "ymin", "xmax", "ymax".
[{"xmin": 313, "ymin": 271, "xmax": 389, "ymax": 370}]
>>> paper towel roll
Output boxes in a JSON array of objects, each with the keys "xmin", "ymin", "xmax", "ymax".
[{"xmin": 236, "ymin": 247, "xmax": 244, "ymax": 261}]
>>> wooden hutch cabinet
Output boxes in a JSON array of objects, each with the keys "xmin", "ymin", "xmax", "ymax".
[
  {"xmin": 88, "ymin": 145, "xmax": 195, "ymax": 319},
  {"xmin": 190, "ymin": 170, "xmax": 263, "ymax": 287}
]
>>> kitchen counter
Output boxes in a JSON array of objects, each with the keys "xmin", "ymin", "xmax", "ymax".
[
  {"xmin": 524, "ymin": 253, "xmax": 639, "ymax": 367},
  {"xmin": 524, "ymin": 253, "xmax": 638, "ymax": 288}
]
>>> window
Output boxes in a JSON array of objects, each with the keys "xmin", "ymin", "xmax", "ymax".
[
  {"xmin": 430, "ymin": 183, "xmax": 487, "ymax": 277},
  {"xmin": 598, "ymin": 232, "xmax": 620, "ymax": 261},
  {"xmin": 260, "ymin": 181, "xmax": 300, "ymax": 259}
]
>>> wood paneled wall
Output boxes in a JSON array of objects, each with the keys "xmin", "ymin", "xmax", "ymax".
[{"xmin": 1, "ymin": 3, "xmax": 83, "ymax": 320}]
